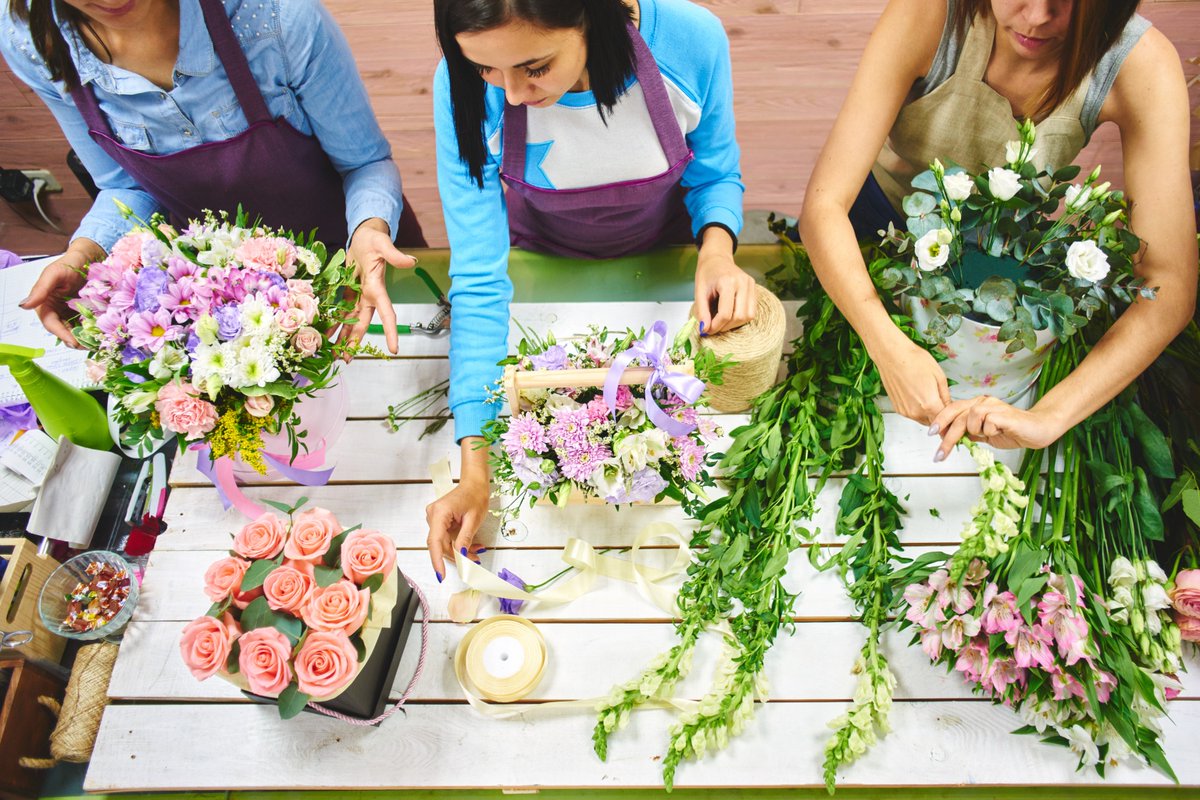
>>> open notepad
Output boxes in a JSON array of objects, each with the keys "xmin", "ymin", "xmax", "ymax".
[{"xmin": 0, "ymin": 255, "xmax": 94, "ymax": 405}]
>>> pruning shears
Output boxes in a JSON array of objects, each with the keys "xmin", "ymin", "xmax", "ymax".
[{"xmin": 367, "ymin": 266, "xmax": 450, "ymax": 337}]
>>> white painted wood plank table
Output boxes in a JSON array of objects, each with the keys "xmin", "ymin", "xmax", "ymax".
[{"xmin": 86, "ymin": 299, "xmax": 1200, "ymax": 792}]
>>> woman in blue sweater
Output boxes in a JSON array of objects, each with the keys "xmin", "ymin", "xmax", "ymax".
[{"xmin": 426, "ymin": 0, "xmax": 752, "ymax": 577}]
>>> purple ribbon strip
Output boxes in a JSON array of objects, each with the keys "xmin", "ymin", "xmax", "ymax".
[
  {"xmin": 602, "ymin": 320, "xmax": 704, "ymax": 438},
  {"xmin": 193, "ymin": 442, "xmax": 335, "ymax": 518}
]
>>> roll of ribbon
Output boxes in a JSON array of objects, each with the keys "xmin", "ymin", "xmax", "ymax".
[
  {"xmin": 694, "ymin": 284, "xmax": 787, "ymax": 412},
  {"xmin": 456, "ymin": 615, "xmax": 547, "ymax": 704}
]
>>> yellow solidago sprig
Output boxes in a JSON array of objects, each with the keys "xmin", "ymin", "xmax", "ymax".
[{"xmin": 205, "ymin": 406, "xmax": 271, "ymax": 474}]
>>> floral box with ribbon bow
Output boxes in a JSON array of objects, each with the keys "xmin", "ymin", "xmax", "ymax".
[
  {"xmin": 178, "ymin": 499, "xmax": 423, "ymax": 722},
  {"xmin": 484, "ymin": 321, "xmax": 728, "ymax": 518}
]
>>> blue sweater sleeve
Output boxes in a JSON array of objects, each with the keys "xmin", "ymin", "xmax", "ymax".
[
  {"xmin": 653, "ymin": 1, "xmax": 744, "ymax": 238},
  {"xmin": 433, "ymin": 61, "xmax": 513, "ymax": 441},
  {"xmin": 0, "ymin": 19, "xmax": 159, "ymax": 251}
]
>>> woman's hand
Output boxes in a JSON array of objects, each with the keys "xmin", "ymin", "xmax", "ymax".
[
  {"xmin": 18, "ymin": 238, "xmax": 106, "ymax": 347},
  {"xmin": 930, "ymin": 395, "xmax": 1066, "ymax": 461},
  {"xmin": 425, "ymin": 437, "xmax": 490, "ymax": 582},
  {"xmin": 340, "ymin": 217, "xmax": 417, "ymax": 355},
  {"xmin": 694, "ymin": 226, "xmax": 756, "ymax": 335},
  {"xmin": 872, "ymin": 337, "xmax": 951, "ymax": 426}
]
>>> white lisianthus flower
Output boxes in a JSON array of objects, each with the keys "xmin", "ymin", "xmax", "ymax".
[
  {"xmin": 589, "ymin": 460, "xmax": 624, "ymax": 501},
  {"xmin": 615, "ymin": 432, "xmax": 652, "ymax": 473},
  {"xmin": 1142, "ymin": 582, "xmax": 1172, "ymax": 612},
  {"xmin": 1108, "ymin": 556, "xmax": 1137, "ymax": 589},
  {"xmin": 987, "ymin": 167, "xmax": 1022, "ymax": 201},
  {"xmin": 1064, "ymin": 184, "xmax": 1092, "ymax": 211},
  {"xmin": 942, "ymin": 172, "xmax": 974, "ymax": 201},
  {"xmin": 913, "ymin": 228, "xmax": 953, "ymax": 272},
  {"xmin": 122, "ymin": 388, "xmax": 159, "ymax": 414},
  {"xmin": 1003, "ymin": 139, "xmax": 1038, "ymax": 166},
  {"xmin": 1064, "ymin": 240, "xmax": 1110, "ymax": 282},
  {"xmin": 641, "ymin": 428, "xmax": 671, "ymax": 462},
  {"xmin": 544, "ymin": 393, "xmax": 581, "ymax": 414},
  {"xmin": 1145, "ymin": 559, "xmax": 1168, "ymax": 584},
  {"xmin": 148, "ymin": 344, "xmax": 187, "ymax": 380}
]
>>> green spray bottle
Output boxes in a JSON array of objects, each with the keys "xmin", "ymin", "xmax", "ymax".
[{"xmin": 0, "ymin": 344, "xmax": 113, "ymax": 450}]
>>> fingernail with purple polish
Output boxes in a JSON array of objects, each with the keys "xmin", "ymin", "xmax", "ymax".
[
  {"xmin": 476, "ymin": 547, "xmax": 488, "ymax": 554},
  {"xmin": 435, "ymin": 571, "xmax": 443, "ymax": 583},
  {"xmin": 460, "ymin": 547, "xmax": 468, "ymax": 556}
]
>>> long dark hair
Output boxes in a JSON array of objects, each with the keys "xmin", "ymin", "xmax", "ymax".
[
  {"xmin": 434, "ymin": 0, "xmax": 637, "ymax": 188},
  {"xmin": 8, "ymin": 0, "xmax": 111, "ymax": 90},
  {"xmin": 953, "ymin": 0, "xmax": 1140, "ymax": 120}
]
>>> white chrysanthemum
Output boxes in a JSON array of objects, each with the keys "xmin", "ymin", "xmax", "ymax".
[
  {"xmin": 239, "ymin": 296, "xmax": 275, "ymax": 336},
  {"xmin": 234, "ymin": 344, "xmax": 281, "ymax": 388},
  {"xmin": 190, "ymin": 343, "xmax": 228, "ymax": 383},
  {"xmin": 295, "ymin": 247, "xmax": 321, "ymax": 276}
]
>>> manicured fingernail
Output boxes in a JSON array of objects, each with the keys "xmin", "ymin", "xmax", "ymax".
[
  {"xmin": 476, "ymin": 547, "xmax": 488, "ymax": 554},
  {"xmin": 933, "ymin": 449, "xmax": 947, "ymax": 463},
  {"xmin": 435, "ymin": 571, "xmax": 443, "ymax": 583},
  {"xmin": 927, "ymin": 423, "xmax": 940, "ymax": 436},
  {"xmin": 460, "ymin": 547, "xmax": 468, "ymax": 556},
  {"xmin": 18, "ymin": 296, "xmax": 30, "ymax": 307}
]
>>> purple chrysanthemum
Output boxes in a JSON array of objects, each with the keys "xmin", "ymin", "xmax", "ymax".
[
  {"xmin": 559, "ymin": 441, "xmax": 612, "ymax": 483},
  {"xmin": 502, "ymin": 414, "xmax": 547, "ymax": 456}
]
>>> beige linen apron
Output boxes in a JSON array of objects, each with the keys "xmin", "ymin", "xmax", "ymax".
[{"xmin": 871, "ymin": 13, "xmax": 1090, "ymax": 212}]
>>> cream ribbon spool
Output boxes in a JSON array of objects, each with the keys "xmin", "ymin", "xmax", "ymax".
[
  {"xmin": 456, "ymin": 615, "xmax": 547, "ymax": 703},
  {"xmin": 692, "ymin": 283, "xmax": 786, "ymax": 412}
]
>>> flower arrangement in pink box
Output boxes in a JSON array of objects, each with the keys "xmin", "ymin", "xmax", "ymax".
[
  {"xmin": 179, "ymin": 498, "xmax": 400, "ymax": 719},
  {"xmin": 71, "ymin": 207, "xmax": 363, "ymax": 478}
]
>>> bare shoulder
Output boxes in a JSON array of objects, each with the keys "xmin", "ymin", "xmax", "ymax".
[
  {"xmin": 871, "ymin": 0, "xmax": 951, "ymax": 81},
  {"xmin": 1100, "ymin": 26, "xmax": 1187, "ymax": 128}
]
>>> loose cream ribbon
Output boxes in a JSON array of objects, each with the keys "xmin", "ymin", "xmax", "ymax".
[{"xmin": 431, "ymin": 460, "xmax": 689, "ymax": 615}]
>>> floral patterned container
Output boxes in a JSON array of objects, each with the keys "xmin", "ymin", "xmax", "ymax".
[{"xmin": 906, "ymin": 296, "xmax": 1056, "ymax": 403}]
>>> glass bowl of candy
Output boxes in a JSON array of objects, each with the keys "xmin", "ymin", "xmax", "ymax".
[{"xmin": 38, "ymin": 551, "xmax": 139, "ymax": 641}]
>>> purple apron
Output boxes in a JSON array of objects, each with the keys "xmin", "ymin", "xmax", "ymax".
[
  {"xmin": 500, "ymin": 23, "xmax": 694, "ymax": 259},
  {"xmin": 69, "ymin": 0, "xmax": 425, "ymax": 248}
]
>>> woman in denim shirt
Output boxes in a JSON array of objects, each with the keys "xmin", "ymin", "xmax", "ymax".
[{"xmin": 2, "ymin": 0, "xmax": 424, "ymax": 348}]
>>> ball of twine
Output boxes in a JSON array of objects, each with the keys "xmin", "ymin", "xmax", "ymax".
[
  {"xmin": 19, "ymin": 642, "xmax": 118, "ymax": 769},
  {"xmin": 693, "ymin": 284, "xmax": 786, "ymax": 412}
]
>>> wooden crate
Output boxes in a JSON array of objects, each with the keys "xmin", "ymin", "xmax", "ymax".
[
  {"xmin": 0, "ymin": 656, "xmax": 65, "ymax": 799},
  {"xmin": 0, "ymin": 539, "xmax": 65, "ymax": 665}
]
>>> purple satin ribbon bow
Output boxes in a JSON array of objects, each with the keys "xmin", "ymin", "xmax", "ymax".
[{"xmin": 602, "ymin": 320, "xmax": 704, "ymax": 438}]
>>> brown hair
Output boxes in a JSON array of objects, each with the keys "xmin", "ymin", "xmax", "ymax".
[
  {"xmin": 952, "ymin": 0, "xmax": 1141, "ymax": 120},
  {"xmin": 7, "ymin": 0, "xmax": 111, "ymax": 90}
]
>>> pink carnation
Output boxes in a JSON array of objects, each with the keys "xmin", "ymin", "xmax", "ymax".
[
  {"xmin": 235, "ymin": 237, "xmax": 297, "ymax": 277},
  {"xmin": 155, "ymin": 382, "xmax": 219, "ymax": 440}
]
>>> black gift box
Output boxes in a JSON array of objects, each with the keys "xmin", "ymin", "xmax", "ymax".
[{"xmin": 244, "ymin": 570, "xmax": 421, "ymax": 724}]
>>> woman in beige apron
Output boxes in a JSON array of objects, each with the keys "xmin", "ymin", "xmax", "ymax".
[{"xmin": 800, "ymin": 0, "xmax": 1196, "ymax": 461}]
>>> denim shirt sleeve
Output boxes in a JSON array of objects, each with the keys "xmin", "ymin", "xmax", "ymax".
[
  {"xmin": 0, "ymin": 20, "xmax": 161, "ymax": 252},
  {"xmin": 277, "ymin": 0, "xmax": 402, "ymax": 243}
]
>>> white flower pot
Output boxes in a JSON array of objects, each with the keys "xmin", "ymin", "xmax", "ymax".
[{"xmin": 905, "ymin": 296, "xmax": 1056, "ymax": 403}]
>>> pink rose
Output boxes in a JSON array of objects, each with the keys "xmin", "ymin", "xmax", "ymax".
[
  {"xmin": 85, "ymin": 359, "xmax": 107, "ymax": 383},
  {"xmin": 155, "ymin": 381, "xmax": 219, "ymax": 440},
  {"xmin": 262, "ymin": 564, "xmax": 316, "ymax": 616},
  {"xmin": 1170, "ymin": 569, "xmax": 1200, "ymax": 619},
  {"xmin": 1177, "ymin": 613, "xmax": 1200, "ymax": 643},
  {"xmin": 288, "ymin": 292, "xmax": 319, "ymax": 325},
  {"xmin": 286, "ymin": 279, "xmax": 315, "ymax": 297},
  {"xmin": 303, "ymin": 580, "xmax": 370, "ymax": 636},
  {"xmin": 237, "ymin": 627, "xmax": 294, "ymax": 697},
  {"xmin": 292, "ymin": 326, "xmax": 323, "ymax": 358},
  {"xmin": 243, "ymin": 394, "xmax": 276, "ymax": 419},
  {"xmin": 284, "ymin": 507, "xmax": 340, "ymax": 562},
  {"xmin": 340, "ymin": 529, "xmax": 397, "ymax": 584},
  {"xmin": 178, "ymin": 613, "xmax": 240, "ymax": 680},
  {"xmin": 232, "ymin": 512, "xmax": 287, "ymax": 560},
  {"xmin": 277, "ymin": 307, "xmax": 308, "ymax": 334},
  {"xmin": 294, "ymin": 630, "xmax": 360, "ymax": 698},
  {"xmin": 203, "ymin": 556, "xmax": 249, "ymax": 602}
]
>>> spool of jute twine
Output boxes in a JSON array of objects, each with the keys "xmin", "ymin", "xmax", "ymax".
[
  {"xmin": 455, "ymin": 615, "xmax": 547, "ymax": 703},
  {"xmin": 19, "ymin": 642, "xmax": 118, "ymax": 769},
  {"xmin": 692, "ymin": 283, "xmax": 786, "ymax": 412}
]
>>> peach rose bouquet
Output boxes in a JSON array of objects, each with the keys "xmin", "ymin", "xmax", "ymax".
[
  {"xmin": 180, "ymin": 498, "xmax": 399, "ymax": 719},
  {"xmin": 71, "ymin": 207, "xmax": 366, "ymax": 470}
]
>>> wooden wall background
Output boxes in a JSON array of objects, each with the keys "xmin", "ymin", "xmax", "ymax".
[{"xmin": 2, "ymin": 0, "xmax": 1198, "ymax": 254}]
